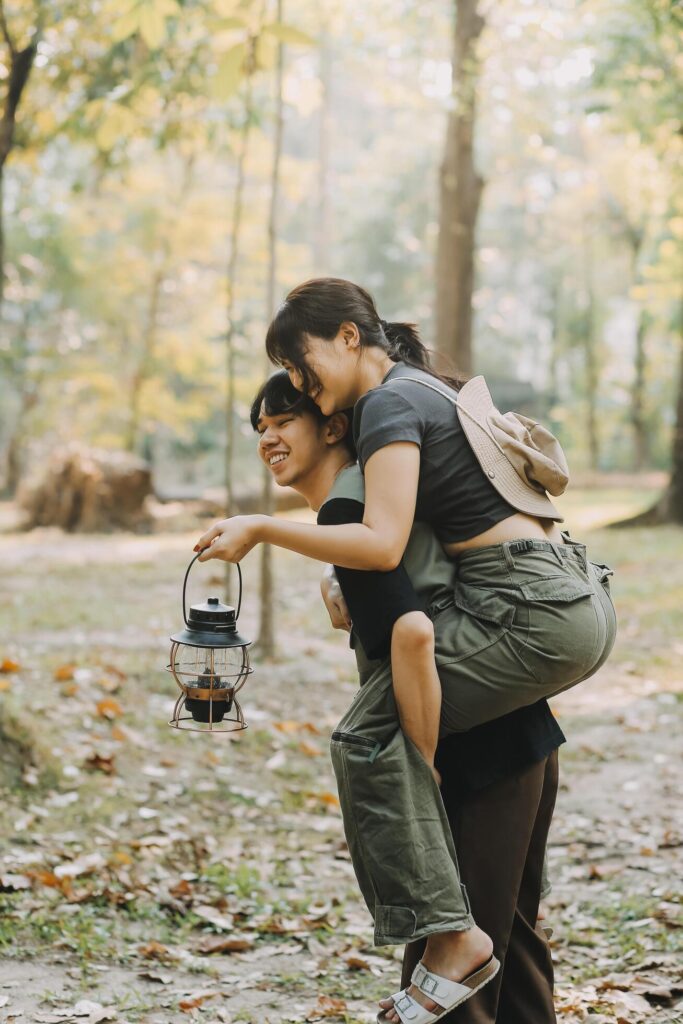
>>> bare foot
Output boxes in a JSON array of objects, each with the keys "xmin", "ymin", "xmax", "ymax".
[{"xmin": 378, "ymin": 926, "xmax": 493, "ymax": 1023}]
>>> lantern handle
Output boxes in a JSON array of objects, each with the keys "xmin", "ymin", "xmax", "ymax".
[{"xmin": 182, "ymin": 553, "xmax": 243, "ymax": 627}]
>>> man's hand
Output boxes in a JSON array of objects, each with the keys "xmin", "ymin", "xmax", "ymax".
[
  {"xmin": 320, "ymin": 565, "xmax": 352, "ymax": 632},
  {"xmin": 194, "ymin": 515, "xmax": 265, "ymax": 563}
]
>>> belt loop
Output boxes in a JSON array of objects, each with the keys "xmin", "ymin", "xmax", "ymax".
[
  {"xmin": 502, "ymin": 542, "xmax": 516, "ymax": 571},
  {"xmin": 552, "ymin": 543, "xmax": 565, "ymax": 569}
]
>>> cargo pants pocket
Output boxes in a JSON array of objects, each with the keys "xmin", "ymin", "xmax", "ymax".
[
  {"xmin": 435, "ymin": 581, "xmax": 516, "ymax": 667},
  {"xmin": 512, "ymin": 575, "xmax": 599, "ymax": 688}
]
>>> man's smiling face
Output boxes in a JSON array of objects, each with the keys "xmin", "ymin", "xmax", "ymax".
[{"xmin": 256, "ymin": 403, "xmax": 328, "ymax": 488}]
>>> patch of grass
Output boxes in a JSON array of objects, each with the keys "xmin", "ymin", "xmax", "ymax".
[{"xmin": 202, "ymin": 862, "xmax": 262, "ymax": 899}]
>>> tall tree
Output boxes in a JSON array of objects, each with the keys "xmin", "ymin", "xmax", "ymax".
[
  {"xmin": 224, "ymin": 14, "xmax": 264, "ymax": 600},
  {"xmin": 258, "ymin": 0, "xmax": 286, "ymax": 657},
  {"xmin": 434, "ymin": 0, "xmax": 485, "ymax": 375},
  {"xmin": 0, "ymin": 0, "xmax": 40, "ymax": 316}
]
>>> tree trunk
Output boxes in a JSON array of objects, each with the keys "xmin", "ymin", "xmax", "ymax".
[
  {"xmin": 581, "ymin": 220, "xmax": 600, "ymax": 471},
  {"xmin": 669, "ymin": 316, "xmax": 683, "ymax": 522},
  {"xmin": 126, "ymin": 267, "xmax": 163, "ymax": 454},
  {"xmin": 611, "ymin": 301, "xmax": 683, "ymax": 527},
  {"xmin": 313, "ymin": 23, "xmax": 332, "ymax": 274},
  {"xmin": 631, "ymin": 307, "xmax": 650, "ymax": 472},
  {"xmin": 257, "ymin": 0, "xmax": 285, "ymax": 658},
  {"xmin": 434, "ymin": 0, "xmax": 485, "ymax": 376},
  {"xmin": 2, "ymin": 385, "xmax": 37, "ymax": 495},
  {"xmin": 224, "ymin": 27, "xmax": 261, "ymax": 601},
  {"xmin": 0, "ymin": 6, "xmax": 38, "ymax": 315}
]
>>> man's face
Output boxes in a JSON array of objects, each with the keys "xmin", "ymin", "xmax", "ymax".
[{"xmin": 256, "ymin": 402, "xmax": 329, "ymax": 488}]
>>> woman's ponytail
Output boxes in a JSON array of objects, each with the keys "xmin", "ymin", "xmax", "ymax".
[{"xmin": 381, "ymin": 320, "xmax": 430, "ymax": 369}]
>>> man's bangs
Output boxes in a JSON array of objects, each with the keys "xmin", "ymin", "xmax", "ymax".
[{"xmin": 249, "ymin": 370, "xmax": 324, "ymax": 430}]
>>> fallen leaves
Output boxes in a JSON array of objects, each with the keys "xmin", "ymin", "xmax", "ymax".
[
  {"xmin": 96, "ymin": 697, "xmax": 124, "ymax": 719},
  {"xmin": 196, "ymin": 935, "xmax": 255, "ymax": 954},
  {"xmin": 54, "ymin": 664, "xmax": 77, "ymax": 681},
  {"xmin": 305, "ymin": 994, "xmax": 348, "ymax": 1020},
  {"xmin": 84, "ymin": 752, "xmax": 116, "ymax": 774},
  {"xmin": 1, "ymin": 657, "xmax": 21, "ymax": 672},
  {"xmin": 178, "ymin": 990, "xmax": 222, "ymax": 1012},
  {"xmin": 138, "ymin": 940, "xmax": 178, "ymax": 962}
]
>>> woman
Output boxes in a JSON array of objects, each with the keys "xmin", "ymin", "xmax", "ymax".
[{"xmin": 194, "ymin": 278, "xmax": 617, "ymax": 1024}]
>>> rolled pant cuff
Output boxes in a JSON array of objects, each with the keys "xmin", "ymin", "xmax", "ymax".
[{"xmin": 374, "ymin": 906, "xmax": 475, "ymax": 947}]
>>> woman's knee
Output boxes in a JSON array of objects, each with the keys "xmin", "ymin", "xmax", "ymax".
[{"xmin": 393, "ymin": 610, "xmax": 435, "ymax": 653}]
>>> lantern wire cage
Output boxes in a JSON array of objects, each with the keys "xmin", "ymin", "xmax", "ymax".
[
  {"xmin": 167, "ymin": 642, "xmax": 253, "ymax": 733},
  {"xmin": 166, "ymin": 556, "xmax": 253, "ymax": 734}
]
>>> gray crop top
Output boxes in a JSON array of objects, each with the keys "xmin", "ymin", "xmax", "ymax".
[{"xmin": 352, "ymin": 362, "xmax": 517, "ymax": 544}]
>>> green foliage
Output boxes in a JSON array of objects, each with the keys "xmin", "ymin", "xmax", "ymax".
[{"xmin": 1, "ymin": 0, "xmax": 681, "ymax": 490}]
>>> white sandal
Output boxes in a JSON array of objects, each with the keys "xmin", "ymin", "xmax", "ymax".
[{"xmin": 377, "ymin": 954, "xmax": 500, "ymax": 1024}]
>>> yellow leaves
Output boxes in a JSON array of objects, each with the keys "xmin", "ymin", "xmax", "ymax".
[
  {"xmin": 211, "ymin": 42, "xmax": 248, "ymax": 101},
  {"xmin": 137, "ymin": 4, "xmax": 167, "ymax": 49},
  {"xmin": 96, "ymin": 697, "xmax": 124, "ymax": 719},
  {"xmin": 262, "ymin": 22, "xmax": 316, "ymax": 47},
  {"xmin": 95, "ymin": 104, "xmax": 138, "ymax": 152},
  {"xmin": 110, "ymin": 0, "xmax": 180, "ymax": 49}
]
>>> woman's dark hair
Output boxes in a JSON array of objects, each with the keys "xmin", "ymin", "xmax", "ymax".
[
  {"xmin": 250, "ymin": 370, "xmax": 356, "ymax": 457},
  {"xmin": 265, "ymin": 277, "xmax": 465, "ymax": 392}
]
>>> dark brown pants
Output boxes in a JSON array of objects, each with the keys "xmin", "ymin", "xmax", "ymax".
[{"xmin": 400, "ymin": 751, "xmax": 559, "ymax": 1024}]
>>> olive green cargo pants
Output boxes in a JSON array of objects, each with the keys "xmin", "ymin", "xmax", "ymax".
[{"xmin": 330, "ymin": 534, "xmax": 617, "ymax": 946}]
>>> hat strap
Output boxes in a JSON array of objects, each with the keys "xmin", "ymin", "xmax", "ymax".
[{"xmin": 382, "ymin": 375, "xmax": 511, "ymax": 461}]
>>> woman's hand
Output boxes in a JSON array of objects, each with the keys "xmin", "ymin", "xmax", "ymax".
[
  {"xmin": 194, "ymin": 515, "xmax": 265, "ymax": 563},
  {"xmin": 320, "ymin": 565, "xmax": 352, "ymax": 632}
]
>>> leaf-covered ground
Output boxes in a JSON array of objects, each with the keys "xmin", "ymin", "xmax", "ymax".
[{"xmin": 0, "ymin": 487, "xmax": 681, "ymax": 1024}]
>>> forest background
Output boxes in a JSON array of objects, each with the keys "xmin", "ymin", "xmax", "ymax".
[{"xmin": 0, "ymin": 1, "xmax": 681, "ymax": 1023}]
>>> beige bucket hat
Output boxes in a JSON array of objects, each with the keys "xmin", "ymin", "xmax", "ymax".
[{"xmin": 455, "ymin": 375, "xmax": 568, "ymax": 521}]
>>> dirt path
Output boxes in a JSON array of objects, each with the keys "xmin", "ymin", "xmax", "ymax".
[{"xmin": 1, "ymin": 523, "xmax": 681, "ymax": 1023}]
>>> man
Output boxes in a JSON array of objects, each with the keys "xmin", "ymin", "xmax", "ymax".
[{"xmin": 251, "ymin": 371, "xmax": 561, "ymax": 1024}]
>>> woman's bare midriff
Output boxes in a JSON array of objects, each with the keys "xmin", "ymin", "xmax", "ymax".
[{"xmin": 443, "ymin": 512, "xmax": 566, "ymax": 558}]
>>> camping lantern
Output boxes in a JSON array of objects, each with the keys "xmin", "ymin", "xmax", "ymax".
[{"xmin": 167, "ymin": 553, "xmax": 252, "ymax": 733}]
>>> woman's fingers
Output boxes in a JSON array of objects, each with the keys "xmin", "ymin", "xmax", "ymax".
[
  {"xmin": 194, "ymin": 521, "xmax": 226, "ymax": 552},
  {"xmin": 197, "ymin": 539, "xmax": 219, "ymax": 562}
]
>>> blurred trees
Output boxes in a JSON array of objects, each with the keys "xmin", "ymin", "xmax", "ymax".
[{"xmin": 0, "ymin": 0, "xmax": 681, "ymax": 513}]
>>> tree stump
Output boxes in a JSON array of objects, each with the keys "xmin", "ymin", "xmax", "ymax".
[{"xmin": 19, "ymin": 445, "xmax": 153, "ymax": 532}]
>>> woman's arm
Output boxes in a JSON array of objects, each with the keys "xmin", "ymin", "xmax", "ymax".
[{"xmin": 195, "ymin": 443, "xmax": 420, "ymax": 571}]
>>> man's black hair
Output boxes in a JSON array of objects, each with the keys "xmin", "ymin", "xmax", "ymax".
[
  {"xmin": 250, "ymin": 369, "xmax": 325, "ymax": 429},
  {"xmin": 250, "ymin": 369, "xmax": 356, "ymax": 457}
]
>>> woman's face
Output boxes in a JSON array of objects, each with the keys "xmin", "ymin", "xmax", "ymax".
[{"xmin": 284, "ymin": 326, "xmax": 361, "ymax": 416}]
